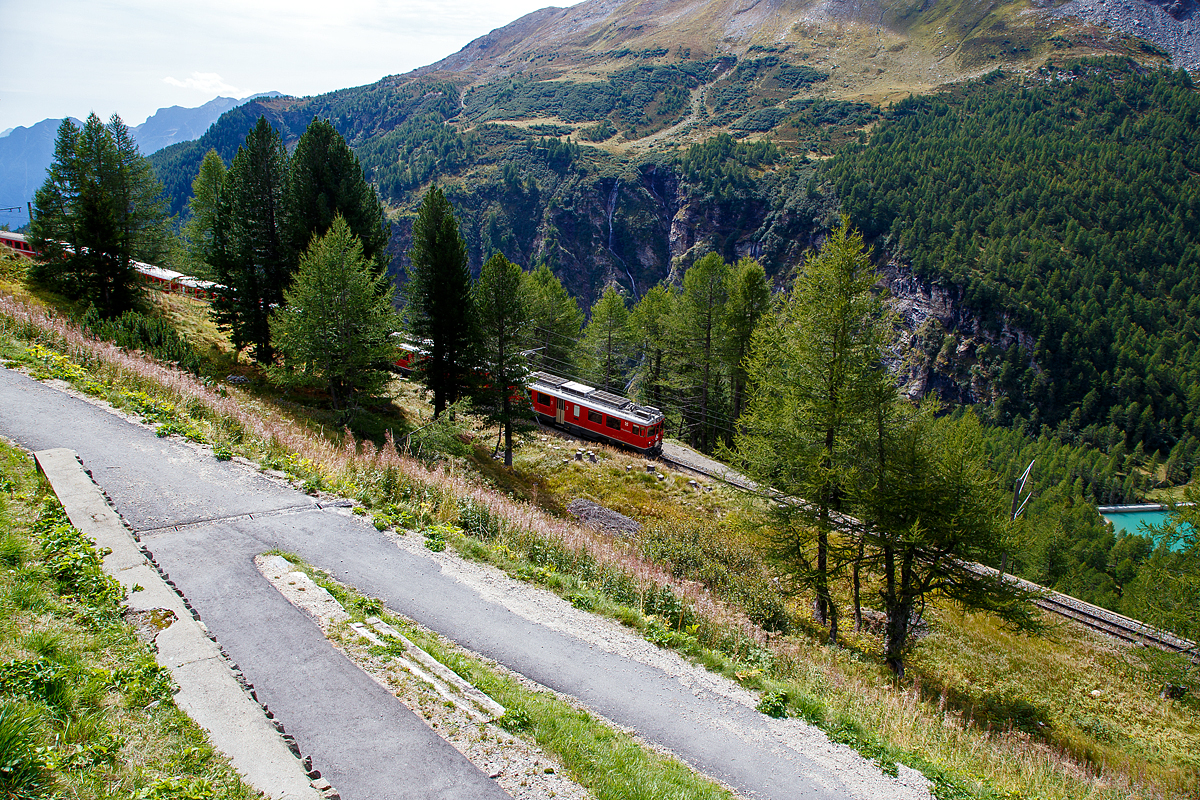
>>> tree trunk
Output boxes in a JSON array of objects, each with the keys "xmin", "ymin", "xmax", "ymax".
[{"xmin": 853, "ymin": 537, "xmax": 863, "ymax": 633}]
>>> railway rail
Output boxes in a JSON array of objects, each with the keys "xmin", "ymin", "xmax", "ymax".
[{"xmin": 654, "ymin": 442, "xmax": 1198, "ymax": 661}]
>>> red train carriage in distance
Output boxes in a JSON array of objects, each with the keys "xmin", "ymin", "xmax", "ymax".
[
  {"xmin": 391, "ymin": 336, "xmax": 428, "ymax": 376},
  {"xmin": 0, "ymin": 231, "xmax": 222, "ymax": 300},
  {"xmin": 0, "ymin": 231, "xmax": 36, "ymax": 259},
  {"xmin": 529, "ymin": 371, "xmax": 665, "ymax": 455}
]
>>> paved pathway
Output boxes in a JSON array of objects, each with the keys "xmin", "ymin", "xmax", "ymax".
[{"xmin": 0, "ymin": 367, "xmax": 928, "ymax": 800}]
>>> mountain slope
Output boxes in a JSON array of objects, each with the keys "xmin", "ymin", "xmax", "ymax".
[
  {"xmin": 0, "ymin": 117, "xmax": 80, "ymax": 224},
  {"xmin": 0, "ymin": 95, "xmax": 276, "ymax": 228}
]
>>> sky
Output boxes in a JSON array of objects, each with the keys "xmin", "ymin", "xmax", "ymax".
[{"xmin": 1, "ymin": 0, "xmax": 581, "ymax": 133}]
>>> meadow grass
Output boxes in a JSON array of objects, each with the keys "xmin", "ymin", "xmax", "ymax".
[{"xmin": 2, "ymin": 286, "xmax": 1197, "ymax": 799}]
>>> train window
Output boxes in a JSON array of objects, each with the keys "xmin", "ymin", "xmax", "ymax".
[
  {"xmin": 587, "ymin": 410, "xmax": 603, "ymax": 424},
  {"xmin": 605, "ymin": 416, "xmax": 621, "ymax": 430},
  {"xmin": 632, "ymin": 426, "xmax": 642, "ymax": 436},
  {"xmin": 573, "ymin": 405, "xmax": 579, "ymax": 417},
  {"xmin": 535, "ymin": 392, "xmax": 551, "ymax": 406}
]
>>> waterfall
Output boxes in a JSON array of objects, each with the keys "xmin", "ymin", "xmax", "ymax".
[{"xmin": 606, "ymin": 180, "xmax": 638, "ymax": 300}]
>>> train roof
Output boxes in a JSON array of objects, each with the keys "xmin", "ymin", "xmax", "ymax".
[{"xmin": 531, "ymin": 371, "xmax": 663, "ymax": 425}]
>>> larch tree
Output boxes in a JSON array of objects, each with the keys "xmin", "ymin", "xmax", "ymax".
[
  {"xmin": 1123, "ymin": 487, "xmax": 1200, "ymax": 655},
  {"xmin": 30, "ymin": 113, "xmax": 169, "ymax": 316},
  {"xmin": 737, "ymin": 218, "xmax": 889, "ymax": 644},
  {"xmin": 581, "ymin": 285, "xmax": 634, "ymax": 391},
  {"xmin": 855, "ymin": 406, "xmax": 1040, "ymax": 676},
  {"xmin": 287, "ymin": 118, "xmax": 390, "ymax": 278},
  {"xmin": 403, "ymin": 185, "xmax": 476, "ymax": 418},
  {"xmin": 212, "ymin": 116, "xmax": 291, "ymax": 363},
  {"xmin": 723, "ymin": 257, "xmax": 770, "ymax": 420},
  {"xmin": 629, "ymin": 283, "xmax": 675, "ymax": 411},
  {"xmin": 472, "ymin": 253, "xmax": 531, "ymax": 466},
  {"xmin": 520, "ymin": 263, "xmax": 583, "ymax": 377},
  {"xmin": 182, "ymin": 149, "xmax": 226, "ymax": 280},
  {"xmin": 674, "ymin": 252, "xmax": 730, "ymax": 452},
  {"xmin": 269, "ymin": 216, "xmax": 398, "ymax": 419}
]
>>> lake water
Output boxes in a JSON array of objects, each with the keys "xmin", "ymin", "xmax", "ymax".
[
  {"xmin": 1100, "ymin": 505, "xmax": 1192, "ymax": 551},
  {"xmin": 1101, "ymin": 508, "xmax": 1171, "ymax": 538}
]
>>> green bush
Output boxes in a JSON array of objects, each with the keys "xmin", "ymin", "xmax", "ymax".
[{"xmin": 756, "ymin": 689, "xmax": 788, "ymax": 718}]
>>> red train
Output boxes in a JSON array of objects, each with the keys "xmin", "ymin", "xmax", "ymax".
[
  {"xmin": 0, "ymin": 231, "xmax": 221, "ymax": 300},
  {"xmin": 530, "ymin": 371, "xmax": 664, "ymax": 455},
  {"xmin": 0, "ymin": 231, "xmax": 36, "ymax": 259}
]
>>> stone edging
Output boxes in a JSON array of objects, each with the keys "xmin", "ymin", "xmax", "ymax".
[{"xmin": 33, "ymin": 447, "xmax": 334, "ymax": 800}]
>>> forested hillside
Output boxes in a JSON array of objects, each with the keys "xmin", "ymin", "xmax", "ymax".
[
  {"xmin": 828, "ymin": 59, "xmax": 1200, "ymax": 475},
  {"xmin": 821, "ymin": 59, "xmax": 1200, "ymax": 612}
]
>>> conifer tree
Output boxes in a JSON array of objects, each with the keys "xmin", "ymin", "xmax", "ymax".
[
  {"xmin": 212, "ymin": 117, "xmax": 290, "ymax": 363},
  {"xmin": 403, "ymin": 185, "xmax": 475, "ymax": 418},
  {"xmin": 629, "ymin": 283, "xmax": 675, "ymax": 411},
  {"xmin": 30, "ymin": 113, "xmax": 168, "ymax": 316},
  {"xmin": 182, "ymin": 149, "xmax": 226, "ymax": 280},
  {"xmin": 580, "ymin": 285, "xmax": 634, "ymax": 391},
  {"xmin": 270, "ymin": 216, "xmax": 397, "ymax": 418},
  {"xmin": 723, "ymin": 257, "xmax": 770, "ymax": 420},
  {"xmin": 287, "ymin": 118, "xmax": 389, "ymax": 277},
  {"xmin": 472, "ymin": 253, "xmax": 530, "ymax": 466},
  {"xmin": 674, "ymin": 253, "xmax": 730, "ymax": 452},
  {"xmin": 737, "ymin": 219, "xmax": 888, "ymax": 643},
  {"xmin": 520, "ymin": 264, "xmax": 583, "ymax": 376},
  {"xmin": 856, "ymin": 407, "xmax": 1040, "ymax": 676}
]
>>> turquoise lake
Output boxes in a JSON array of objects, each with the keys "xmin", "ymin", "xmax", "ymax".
[
  {"xmin": 1101, "ymin": 509, "xmax": 1171, "ymax": 538},
  {"xmin": 1100, "ymin": 508, "xmax": 1192, "ymax": 550}
]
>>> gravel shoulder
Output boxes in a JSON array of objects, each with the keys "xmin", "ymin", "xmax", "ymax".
[{"xmin": 256, "ymin": 553, "xmax": 595, "ymax": 800}]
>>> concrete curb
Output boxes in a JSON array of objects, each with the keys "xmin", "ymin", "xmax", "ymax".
[{"xmin": 34, "ymin": 448, "xmax": 325, "ymax": 800}]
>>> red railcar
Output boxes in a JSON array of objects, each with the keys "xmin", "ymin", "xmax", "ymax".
[
  {"xmin": 0, "ymin": 231, "xmax": 36, "ymax": 259},
  {"xmin": 0, "ymin": 231, "xmax": 222, "ymax": 300},
  {"xmin": 529, "ymin": 371, "xmax": 664, "ymax": 455}
]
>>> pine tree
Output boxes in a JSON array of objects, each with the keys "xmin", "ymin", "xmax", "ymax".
[
  {"xmin": 580, "ymin": 285, "xmax": 634, "ymax": 391},
  {"xmin": 472, "ymin": 253, "xmax": 530, "ymax": 466},
  {"xmin": 520, "ymin": 263, "xmax": 583, "ymax": 377},
  {"xmin": 30, "ymin": 113, "xmax": 168, "ymax": 316},
  {"xmin": 287, "ymin": 118, "xmax": 389, "ymax": 278},
  {"xmin": 212, "ymin": 117, "xmax": 290, "ymax": 363},
  {"xmin": 269, "ymin": 216, "xmax": 397, "ymax": 419},
  {"xmin": 403, "ymin": 185, "xmax": 475, "ymax": 417}
]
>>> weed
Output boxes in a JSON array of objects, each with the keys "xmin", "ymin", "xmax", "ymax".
[
  {"xmin": 497, "ymin": 705, "xmax": 533, "ymax": 733},
  {"xmin": 132, "ymin": 776, "xmax": 216, "ymax": 800},
  {"xmin": 351, "ymin": 596, "xmax": 384, "ymax": 616},
  {"xmin": 756, "ymin": 689, "xmax": 788, "ymax": 718},
  {"xmin": 112, "ymin": 661, "xmax": 176, "ymax": 707}
]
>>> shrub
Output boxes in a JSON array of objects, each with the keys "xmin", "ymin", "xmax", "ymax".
[{"xmin": 756, "ymin": 689, "xmax": 788, "ymax": 718}]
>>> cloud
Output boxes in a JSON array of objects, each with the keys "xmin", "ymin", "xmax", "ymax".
[{"xmin": 162, "ymin": 72, "xmax": 244, "ymax": 96}]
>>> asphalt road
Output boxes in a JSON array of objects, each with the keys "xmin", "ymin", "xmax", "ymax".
[{"xmin": 0, "ymin": 366, "xmax": 924, "ymax": 800}]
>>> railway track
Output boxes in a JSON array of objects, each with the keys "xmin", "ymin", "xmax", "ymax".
[{"xmin": 654, "ymin": 444, "xmax": 1199, "ymax": 661}]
